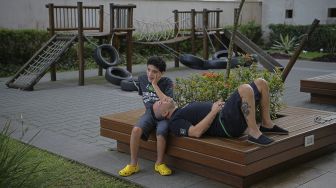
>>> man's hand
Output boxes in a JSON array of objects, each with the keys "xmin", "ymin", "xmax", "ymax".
[{"xmin": 211, "ymin": 100, "xmax": 225, "ymax": 114}]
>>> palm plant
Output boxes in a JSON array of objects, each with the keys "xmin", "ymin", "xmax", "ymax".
[{"xmin": 271, "ymin": 34, "xmax": 299, "ymax": 54}]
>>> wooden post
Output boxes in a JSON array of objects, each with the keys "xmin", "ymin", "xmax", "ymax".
[
  {"xmin": 281, "ymin": 19, "xmax": 320, "ymax": 82},
  {"xmin": 203, "ymin": 9, "xmax": 209, "ymax": 60},
  {"xmin": 77, "ymin": 2, "xmax": 85, "ymax": 86},
  {"xmin": 110, "ymin": 3, "xmax": 114, "ymax": 36},
  {"xmin": 98, "ymin": 5, "xmax": 104, "ymax": 76},
  {"xmin": 191, "ymin": 9, "xmax": 196, "ymax": 55},
  {"xmin": 47, "ymin": 3, "xmax": 57, "ymax": 81},
  {"xmin": 173, "ymin": 10, "xmax": 179, "ymax": 67},
  {"xmin": 126, "ymin": 6, "xmax": 133, "ymax": 73},
  {"xmin": 215, "ymin": 10, "xmax": 221, "ymax": 50}
]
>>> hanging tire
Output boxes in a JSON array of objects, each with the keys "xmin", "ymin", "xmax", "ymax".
[
  {"xmin": 204, "ymin": 57, "xmax": 240, "ymax": 69},
  {"xmin": 105, "ymin": 67, "xmax": 132, "ymax": 86},
  {"xmin": 179, "ymin": 54, "xmax": 207, "ymax": 70},
  {"xmin": 120, "ymin": 77, "xmax": 139, "ymax": 92},
  {"xmin": 93, "ymin": 44, "xmax": 120, "ymax": 69}
]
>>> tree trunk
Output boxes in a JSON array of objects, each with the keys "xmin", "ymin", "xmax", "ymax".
[{"xmin": 225, "ymin": 0, "xmax": 245, "ymax": 80}]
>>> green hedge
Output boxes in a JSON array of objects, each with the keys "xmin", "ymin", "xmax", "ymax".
[
  {"xmin": 0, "ymin": 29, "xmax": 97, "ymax": 77},
  {"xmin": 268, "ymin": 24, "xmax": 336, "ymax": 53},
  {"xmin": 225, "ymin": 21, "xmax": 263, "ymax": 45},
  {"xmin": 0, "ymin": 29, "xmax": 49, "ymax": 77}
]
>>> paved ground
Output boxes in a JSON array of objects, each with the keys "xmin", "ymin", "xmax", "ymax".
[{"xmin": 0, "ymin": 59, "xmax": 335, "ymax": 188}]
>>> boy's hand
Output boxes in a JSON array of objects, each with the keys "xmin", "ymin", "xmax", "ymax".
[{"xmin": 151, "ymin": 72, "xmax": 162, "ymax": 85}]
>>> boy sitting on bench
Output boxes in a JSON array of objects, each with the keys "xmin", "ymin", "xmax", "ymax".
[{"xmin": 119, "ymin": 56, "xmax": 174, "ymax": 176}]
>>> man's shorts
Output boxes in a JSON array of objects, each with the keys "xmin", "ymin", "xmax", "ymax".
[
  {"xmin": 136, "ymin": 108, "xmax": 169, "ymax": 141},
  {"xmin": 219, "ymin": 82, "xmax": 261, "ymax": 137}
]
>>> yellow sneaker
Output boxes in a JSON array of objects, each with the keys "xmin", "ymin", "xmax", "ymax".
[
  {"xmin": 119, "ymin": 164, "xmax": 140, "ymax": 177},
  {"xmin": 154, "ymin": 163, "xmax": 172, "ymax": 176}
]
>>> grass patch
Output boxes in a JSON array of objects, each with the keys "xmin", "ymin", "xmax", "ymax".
[
  {"xmin": 299, "ymin": 51, "xmax": 329, "ymax": 60},
  {"xmin": 3, "ymin": 137, "xmax": 140, "ymax": 188}
]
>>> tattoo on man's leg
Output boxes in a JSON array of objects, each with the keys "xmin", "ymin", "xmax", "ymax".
[{"xmin": 241, "ymin": 101, "xmax": 250, "ymax": 120}]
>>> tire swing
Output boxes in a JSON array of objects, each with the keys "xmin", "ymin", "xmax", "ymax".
[
  {"xmin": 179, "ymin": 54, "xmax": 207, "ymax": 70},
  {"xmin": 105, "ymin": 67, "xmax": 132, "ymax": 86},
  {"xmin": 204, "ymin": 57, "xmax": 240, "ymax": 69},
  {"xmin": 93, "ymin": 44, "xmax": 120, "ymax": 69},
  {"xmin": 120, "ymin": 77, "xmax": 140, "ymax": 92},
  {"xmin": 179, "ymin": 54, "xmax": 241, "ymax": 70}
]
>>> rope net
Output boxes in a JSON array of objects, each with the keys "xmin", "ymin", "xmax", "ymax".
[
  {"xmin": 12, "ymin": 35, "xmax": 75, "ymax": 88},
  {"xmin": 133, "ymin": 17, "xmax": 190, "ymax": 42}
]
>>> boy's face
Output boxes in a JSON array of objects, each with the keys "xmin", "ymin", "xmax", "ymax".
[{"xmin": 146, "ymin": 64, "xmax": 162, "ymax": 82}]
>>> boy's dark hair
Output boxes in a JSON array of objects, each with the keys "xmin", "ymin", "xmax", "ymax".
[{"xmin": 147, "ymin": 56, "xmax": 166, "ymax": 72}]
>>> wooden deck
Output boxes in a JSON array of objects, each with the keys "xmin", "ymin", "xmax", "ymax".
[
  {"xmin": 300, "ymin": 73, "xmax": 336, "ymax": 104},
  {"xmin": 100, "ymin": 107, "xmax": 336, "ymax": 188}
]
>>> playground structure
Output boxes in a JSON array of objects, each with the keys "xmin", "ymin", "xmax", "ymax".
[
  {"xmin": 6, "ymin": 2, "xmax": 108, "ymax": 90},
  {"xmin": 6, "ymin": 1, "xmax": 284, "ymax": 90}
]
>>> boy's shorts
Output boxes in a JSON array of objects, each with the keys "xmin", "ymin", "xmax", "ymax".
[
  {"xmin": 220, "ymin": 82, "xmax": 261, "ymax": 137},
  {"xmin": 136, "ymin": 108, "xmax": 169, "ymax": 141}
]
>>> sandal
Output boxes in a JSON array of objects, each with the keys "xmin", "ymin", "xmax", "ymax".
[
  {"xmin": 154, "ymin": 163, "xmax": 172, "ymax": 176},
  {"xmin": 119, "ymin": 164, "xmax": 140, "ymax": 177}
]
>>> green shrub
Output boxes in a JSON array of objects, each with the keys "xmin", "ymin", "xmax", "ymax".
[{"xmin": 174, "ymin": 64, "xmax": 284, "ymax": 120}]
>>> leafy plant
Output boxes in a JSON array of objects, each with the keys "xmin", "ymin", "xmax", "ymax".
[
  {"xmin": 174, "ymin": 64, "xmax": 284, "ymax": 120},
  {"xmin": 0, "ymin": 121, "xmax": 43, "ymax": 187},
  {"xmin": 271, "ymin": 34, "xmax": 299, "ymax": 54}
]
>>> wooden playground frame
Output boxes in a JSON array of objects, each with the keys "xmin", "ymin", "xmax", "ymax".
[
  {"xmin": 46, "ymin": 2, "xmax": 109, "ymax": 85},
  {"xmin": 45, "ymin": 2, "xmax": 223, "ymax": 83}
]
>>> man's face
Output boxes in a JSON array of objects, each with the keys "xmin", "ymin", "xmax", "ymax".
[
  {"xmin": 146, "ymin": 64, "xmax": 161, "ymax": 82},
  {"xmin": 153, "ymin": 98, "xmax": 174, "ymax": 119}
]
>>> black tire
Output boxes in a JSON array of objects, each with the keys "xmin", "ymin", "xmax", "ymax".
[
  {"xmin": 120, "ymin": 77, "xmax": 139, "ymax": 92},
  {"xmin": 105, "ymin": 67, "xmax": 132, "ymax": 85},
  {"xmin": 93, "ymin": 44, "xmax": 120, "ymax": 69},
  {"xmin": 179, "ymin": 54, "xmax": 207, "ymax": 70},
  {"xmin": 204, "ymin": 57, "xmax": 240, "ymax": 69}
]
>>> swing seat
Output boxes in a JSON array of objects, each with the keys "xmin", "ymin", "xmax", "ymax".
[
  {"xmin": 179, "ymin": 54, "xmax": 242, "ymax": 70},
  {"xmin": 179, "ymin": 54, "xmax": 207, "ymax": 70}
]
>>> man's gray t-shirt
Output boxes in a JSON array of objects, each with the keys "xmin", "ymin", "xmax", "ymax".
[{"xmin": 138, "ymin": 75, "xmax": 173, "ymax": 109}]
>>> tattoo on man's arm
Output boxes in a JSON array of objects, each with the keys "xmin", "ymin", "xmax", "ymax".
[{"xmin": 241, "ymin": 101, "xmax": 250, "ymax": 121}]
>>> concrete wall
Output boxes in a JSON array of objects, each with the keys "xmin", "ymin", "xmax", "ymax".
[
  {"xmin": 262, "ymin": 0, "xmax": 336, "ymax": 32},
  {"xmin": 0, "ymin": 0, "xmax": 262, "ymax": 32}
]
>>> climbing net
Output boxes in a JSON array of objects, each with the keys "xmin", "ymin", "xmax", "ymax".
[{"xmin": 133, "ymin": 17, "xmax": 191, "ymax": 42}]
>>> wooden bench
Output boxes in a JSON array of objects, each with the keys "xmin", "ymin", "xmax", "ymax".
[
  {"xmin": 100, "ymin": 107, "xmax": 336, "ymax": 188},
  {"xmin": 300, "ymin": 73, "xmax": 336, "ymax": 104}
]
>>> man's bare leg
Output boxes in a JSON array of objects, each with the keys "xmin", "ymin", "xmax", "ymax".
[
  {"xmin": 238, "ymin": 84, "xmax": 263, "ymax": 139},
  {"xmin": 253, "ymin": 78, "xmax": 273, "ymax": 128}
]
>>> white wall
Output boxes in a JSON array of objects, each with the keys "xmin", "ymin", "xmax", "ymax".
[
  {"xmin": 262, "ymin": 0, "xmax": 336, "ymax": 32},
  {"xmin": 0, "ymin": 0, "xmax": 262, "ymax": 31}
]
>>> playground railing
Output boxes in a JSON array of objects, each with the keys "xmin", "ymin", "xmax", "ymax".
[{"xmin": 46, "ymin": 3, "xmax": 104, "ymax": 33}]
